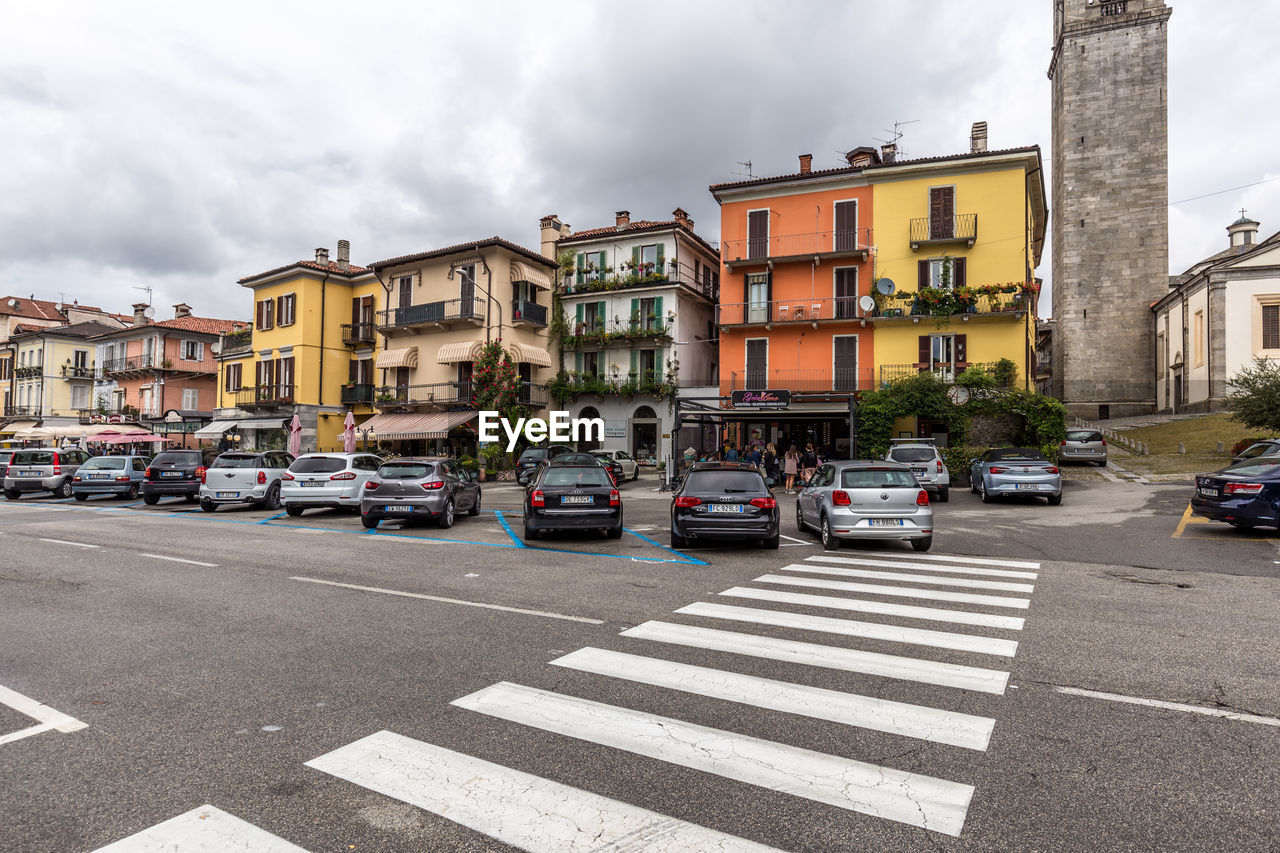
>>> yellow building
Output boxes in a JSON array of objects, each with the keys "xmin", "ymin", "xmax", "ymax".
[
  {"xmin": 867, "ymin": 127, "xmax": 1046, "ymax": 390},
  {"xmin": 206, "ymin": 241, "xmax": 381, "ymax": 452}
]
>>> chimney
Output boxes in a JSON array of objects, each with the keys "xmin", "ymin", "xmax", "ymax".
[
  {"xmin": 615, "ymin": 210, "xmax": 631, "ymax": 230},
  {"xmin": 879, "ymin": 143, "xmax": 897, "ymax": 163},
  {"xmin": 132, "ymin": 302, "xmax": 150, "ymax": 327},
  {"xmin": 844, "ymin": 147, "xmax": 880, "ymax": 168},
  {"xmin": 336, "ymin": 239, "xmax": 350, "ymax": 271},
  {"xmin": 315, "ymin": 247, "xmax": 329, "ymax": 265},
  {"xmin": 970, "ymin": 121, "xmax": 988, "ymax": 153},
  {"xmin": 539, "ymin": 214, "xmax": 567, "ymax": 259},
  {"xmin": 672, "ymin": 207, "xmax": 694, "ymax": 230},
  {"xmin": 172, "ymin": 303, "xmax": 192, "ymax": 319},
  {"xmin": 1227, "ymin": 212, "xmax": 1260, "ymax": 249},
  {"xmin": 798, "ymin": 154, "xmax": 813, "ymax": 174}
]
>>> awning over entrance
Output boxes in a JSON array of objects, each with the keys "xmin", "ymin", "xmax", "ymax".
[
  {"xmin": 0, "ymin": 419, "xmax": 38, "ymax": 435},
  {"xmin": 11, "ymin": 423, "xmax": 152, "ymax": 440},
  {"xmin": 510, "ymin": 260, "xmax": 553, "ymax": 291},
  {"xmin": 98, "ymin": 433, "xmax": 166, "ymax": 444},
  {"xmin": 376, "ymin": 347, "xmax": 419, "ymax": 369},
  {"xmin": 436, "ymin": 340, "xmax": 484, "ymax": 364},
  {"xmin": 509, "ymin": 342, "xmax": 553, "ymax": 367},
  {"xmin": 193, "ymin": 418, "xmax": 288, "ymax": 439},
  {"xmin": 361, "ymin": 410, "xmax": 475, "ymax": 440}
]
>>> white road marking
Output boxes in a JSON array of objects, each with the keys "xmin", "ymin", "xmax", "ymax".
[
  {"xmin": 452, "ymin": 682, "xmax": 974, "ymax": 836},
  {"xmin": 720, "ymin": 586, "xmax": 1025, "ymax": 630},
  {"xmin": 1055, "ymin": 686, "xmax": 1280, "ymax": 728},
  {"xmin": 807, "ymin": 554, "xmax": 1038, "ymax": 579},
  {"xmin": 835, "ymin": 551, "xmax": 1041, "ymax": 570},
  {"xmin": 755, "ymin": 574, "xmax": 1030, "ymax": 609},
  {"xmin": 307, "ymin": 730, "xmax": 781, "ymax": 852},
  {"xmin": 0, "ymin": 683, "xmax": 87, "ymax": 740},
  {"xmin": 290, "ymin": 576, "xmax": 604, "ymax": 624},
  {"xmin": 137, "ymin": 553, "xmax": 218, "ymax": 567},
  {"xmin": 37, "ymin": 537, "xmax": 98, "ymax": 548},
  {"xmin": 0, "ymin": 722, "xmax": 58, "ymax": 746},
  {"xmin": 676, "ymin": 601, "xmax": 1017, "ymax": 657},
  {"xmin": 622, "ymin": 621, "xmax": 1009, "ymax": 694},
  {"xmin": 551, "ymin": 647, "xmax": 996, "ymax": 750},
  {"xmin": 778, "ymin": 533, "xmax": 809, "ymax": 544},
  {"xmin": 783, "ymin": 563, "xmax": 1034, "ymax": 593},
  {"xmin": 91, "ymin": 804, "xmax": 311, "ymax": 852}
]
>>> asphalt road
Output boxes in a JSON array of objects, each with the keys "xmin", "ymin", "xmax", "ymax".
[{"xmin": 1, "ymin": 473, "xmax": 1278, "ymax": 852}]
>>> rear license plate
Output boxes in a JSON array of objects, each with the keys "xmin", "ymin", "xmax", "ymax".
[
  {"xmin": 561, "ymin": 495, "xmax": 592, "ymax": 504},
  {"xmin": 385, "ymin": 505, "xmax": 412, "ymax": 513},
  {"xmin": 301, "ymin": 481, "xmax": 324, "ymax": 487},
  {"xmin": 911, "ymin": 467, "xmax": 927, "ymax": 473},
  {"xmin": 160, "ymin": 470, "xmax": 182, "ymax": 478},
  {"xmin": 88, "ymin": 474, "xmax": 111, "ymax": 480},
  {"xmin": 215, "ymin": 491, "xmax": 238, "ymax": 498},
  {"xmin": 870, "ymin": 518, "xmax": 904, "ymax": 527},
  {"xmin": 1198, "ymin": 487, "xmax": 1219, "ymax": 497},
  {"xmin": 708, "ymin": 504, "xmax": 743, "ymax": 513},
  {"xmin": 1015, "ymin": 484, "xmax": 1039, "ymax": 490},
  {"xmin": 19, "ymin": 470, "xmax": 40, "ymax": 477}
]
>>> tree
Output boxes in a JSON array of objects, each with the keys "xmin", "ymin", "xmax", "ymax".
[
  {"xmin": 472, "ymin": 341, "xmax": 525, "ymax": 421},
  {"xmin": 1227, "ymin": 357, "xmax": 1280, "ymax": 432}
]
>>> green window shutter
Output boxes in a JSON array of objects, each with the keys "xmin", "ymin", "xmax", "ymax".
[
  {"xmin": 575, "ymin": 352, "xmax": 583, "ymax": 373},
  {"xmin": 655, "ymin": 244, "xmax": 665, "ymax": 274},
  {"xmin": 629, "ymin": 349, "xmax": 638, "ymax": 377},
  {"xmin": 654, "ymin": 348, "xmax": 663, "ymax": 382},
  {"xmin": 577, "ymin": 253, "xmax": 585, "ymax": 285},
  {"xmin": 596, "ymin": 302, "xmax": 606, "ymax": 325},
  {"xmin": 575, "ymin": 303, "xmax": 584, "ymax": 328},
  {"xmin": 630, "ymin": 298, "xmax": 640, "ymax": 331},
  {"xmin": 599, "ymin": 250, "xmax": 608, "ymax": 272},
  {"xmin": 654, "ymin": 296, "xmax": 664, "ymax": 326},
  {"xmin": 631, "ymin": 246, "xmax": 640, "ymax": 270}
]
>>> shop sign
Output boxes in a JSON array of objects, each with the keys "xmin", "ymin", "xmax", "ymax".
[
  {"xmin": 604, "ymin": 421, "xmax": 626, "ymax": 438},
  {"xmin": 731, "ymin": 389, "xmax": 790, "ymax": 409}
]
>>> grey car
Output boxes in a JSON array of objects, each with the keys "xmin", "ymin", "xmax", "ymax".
[
  {"xmin": 970, "ymin": 447, "xmax": 1062, "ymax": 505},
  {"xmin": 4, "ymin": 447, "xmax": 91, "ymax": 499},
  {"xmin": 796, "ymin": 460, "xmax": 935, "ymax": 552},
  {"xmin": 199, "ymin": 450, "xmax": 295, "ymax": 511},
  {"xmin": 1060, "ymin": 429, "xmax": 1107, "ymax": 466},
  {"xmin": 72, "ymin": 454, "xmax": 150, "ymax": 500},
  {"xmin": 360, "ymin": 457, "xmax": 481, "ymax": 529},
  {"xmin": 885, "ymin": 440, "xmax": 950, "ymax": 501},
  {"xmin": 281, "ymin": 452, "xmax": 383, "ymax": 516}
]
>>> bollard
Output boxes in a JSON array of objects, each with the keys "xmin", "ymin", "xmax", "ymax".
[
  {"xmin": 1178, "ymin": 442, "xmax": 1186, "ymax": 454},
  {"xmin": 1217, "ymin": 441, "xmax": 1224, "ymax": 453}
]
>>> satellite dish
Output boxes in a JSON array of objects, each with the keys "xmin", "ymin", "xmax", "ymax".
[
  {"xmin": 55, "ymin": 302, "xmax": 64, "ymax": 311},
  {"xmin": 858, "ymin": 295, "xmax": 876, "ymax": 313},
  {"xmin": 7, "ymin": 298, "xmax": 17, "ymax": 308},
  {"xmin": 143, "ymin": 306, "xmax": 155, "ymax": 318},
  {"xmin": 875, "ymin": 278, "xmax": 896, "ymax": 296},
  {"xmin": 209, "ymin": 342, "xmax": 221, "ymax": 355}
]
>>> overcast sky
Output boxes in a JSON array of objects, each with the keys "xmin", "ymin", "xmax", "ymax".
[{"xmin": 2, "ymin": 1, "xmax": 1277, "ymax": 322}]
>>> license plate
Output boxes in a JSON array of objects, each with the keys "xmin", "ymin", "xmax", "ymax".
[
  {"xmin": 160, "ymin": 470, "xmax": 182, "ymax": 478},
  {"xmin": 1198, "ymin": 487, "xmax": 1219, "ymax": 497},
  {"xmin": 708, "ymin": 504, "xmax": 743, "ymax": 513},
  {"xmin": 911, "ymin": 467, "xmax": 927, "ymax": 473},
  {"xmin": 301, "ymin": 481, "xmax": 324, "ymax": 487},
  {"xmin": 88, "ymin": 474, "xmax": 111, "ymax": 480},
  {"xmin": 385, "ymin": 505, "xmax": 413, "ymax": 513},
  {"xmin": 19, "ymin": 470, "xmax": 39, "ymax": 477},
  {"xmin": 1015, "ymin": 484, "xmax": 1039, "ymax": 490},
  {"xmin": 561, "ymin": 495, "xmax": 592, "ymax": 504},
  {"xmin": 870, "ymin": 518, "xmax": 904, "ymax": 527},
  {"xmin": 215, "ymin": 491, "xmax": 238, "ymax": 498}
]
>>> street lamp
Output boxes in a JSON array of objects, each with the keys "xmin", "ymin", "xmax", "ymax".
[{"xmin": 356, "ymin": 427, "xmax": 376, "ymax": 452}]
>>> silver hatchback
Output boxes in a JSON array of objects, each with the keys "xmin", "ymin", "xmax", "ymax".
[
  {"xmin": 4, "ymin": 447, "xmax": 91, "ymax": 499},
  {"xmin": 796, "ymin": 460, "xmax": 934, "ymax": 552},
  {"xmin": 281, "ymin": 452, "xmax": 383, "ymax": 516},
  {"xmin": 360, "ymin": 457, "xmax": 481, "ymax": 529},
  {"xmin": 1060, "ymin": 429, "xmax": 1107, "ymax": 466}
]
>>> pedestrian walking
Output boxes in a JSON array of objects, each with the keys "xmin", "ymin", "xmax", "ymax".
[
  {"xmin": 784, "ymin": 445, "xmax": 799, "ymax": 492},
  {"xmin": 801, "ymin": 443, "xmax": 818, "ymax": 482},
  {"xmin": 726, "ymin": 445, "xmax": 739, "ymax": 462},
  {"xmin": 763, "ymin": 443, "xmax": 778, "ymax": 486}
]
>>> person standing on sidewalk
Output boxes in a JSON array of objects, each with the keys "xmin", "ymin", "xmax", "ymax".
[{"xmin": 784, "ymin": 445, "xmax": 799, "ymax": 493}]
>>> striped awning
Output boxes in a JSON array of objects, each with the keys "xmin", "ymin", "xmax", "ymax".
[
  {"xmin": 375, "ymin": 347, "xmax": 418, "ymax": 369},
  {"xmin": 436, "ymin": 340, "xmax": 484, "ymax": 364},
  {"xmin": 11, "ymin": 423, "xmax": 153, "ymax": 440},
  {"xmin": 510, "ymin": 260, "xmax": 553, "ymax": 291},
  {"xmin": 509, "ymin": 342, "xmax": 553, "ymax": 367},
  {"xmin": 361, "ymin": 410, "xmax": 476, "ymax": 440}
]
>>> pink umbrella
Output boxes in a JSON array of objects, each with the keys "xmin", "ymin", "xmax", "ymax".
[
  {"xmin": 342, "ymin": 410, "xmax": 356, "ymax": 453},
  {"xmin": 287, "ymin": 414, "xmax": 302, "ymax": 456}
]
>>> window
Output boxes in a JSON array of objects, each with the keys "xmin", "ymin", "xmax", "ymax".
[
  {"xmin": 398, "ymin": 275, "xmax": 413, "ymax": 309},
  {"xmin": 834, "ymin": 336, "xmax": 858, "ymax": 391},
  {"xmin": 456, "ymin": 264, "xmax": 476, "ymax": 313},
  {"xmin": 182, "ymin": 388, "xmax": 200, "ymax": 410},
  {"xmin": 581, "ymin": 351, "xmax": 601, "ymax": 378},
  {"xmin": 348, "ymin": 358, "xmax": 373, "ymax": 386},
  {"xmin": 73, "ymin": 350, "xmax": 88, "ymax": 369},
  {"xmin": 182, "ymin": 340, "xmax": 204, "ymax": 361},
  {"xmin": 578, "ymin": 301, "xmax": 605, "ymax": 333},
  {"xmin": 834, "ymin": 268, "xmax": 858, "ymax": 318},
  {"xmin": 745, "ymin": 338, "xmax": 768, "ymax": 389},
  {"xmin": 1258, "ymin": 301, "xmax": 1280, "ymax": 352},
  {"xmin": 70, "ymin": 384, "xmax": 89, "ymax": 409},
  {"xmin": 639, "ymin": 297, "xmax": 662, "ymax": 331},
  {"xmin": 746, "ymin": 272, "xmax": 769, "ymax": 323},
  {"xmin": 278, "ymin": 357, "xmax": 295, "ymax": 397},
  {"xmin": 224, "ymin": 362, "xmax": 243, "ymax": 392},
  {"xmin": 920, "ymin": 334, "xmax": 966, "ymax": 381},
  {"xmin": 638, "ymin": 349, "xmax": 657, "ymax": 381},
  {"xmin": 747, "ymin": 209, "xmax": 769, "ymax": 259},
  {"xmin": 638, "ymin": 244, "xmax": 663, "ymax": 276},
  {"xmin": 256, "ymin": 298, "xmax": 275, "ymax": 331},
  {"xmin": 918, "ymin": 257, "xmax": 966, "ymax": 290},
  {"xmin": 1194, "ymin": 310, "xmax": 1204, "ymax": 366},
  {"xmin": 277, "ymin": 293, "xmax": 297, "ymax": 326},
  {"xmin": 834, "ymin": 200, "xmax": 858, "ymax": 251},
  {"xmin": 929, "ymin": 186, "xmax": 955, "ymax": 239},
  {"xmin": 0, "ymin": 359, "xmax": 9, "ymax": 380}
]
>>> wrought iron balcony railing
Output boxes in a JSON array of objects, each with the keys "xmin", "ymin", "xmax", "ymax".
[
  {"xmin": 724, "ymin": 368, "xmax": 875, "ymax": 393},
  {"xmin": 720, "ymin": 230, "xmax": 869, "ymax": 266},
  {"xmin": 232, "ymin": 384, "xmax": 296, "ymax": 408},
  {"xmin": 341, "ymin": 322, "xmax": 376, "ymax": 346},
  {"xmin": 376, "ymin": 298, "xmax": 486, "ymax": 331},
  {"xmin": 908, "ymin": 214, "xmax": 978, "ymax": 249},
  {"xmin": 340, "ymin": 383, "xmax": 375, "ymax": 405},
  {"xmin": 510, "ymin": 299, "xmax": 548, "ymax": 327}
]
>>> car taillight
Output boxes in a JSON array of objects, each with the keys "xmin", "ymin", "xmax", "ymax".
[
  {"xmin": 531, "ymin": 489, "xmax": 545, "ymax": 507},
  {"xmin": 916, "ymin": 490, "xmax": 930, "ymax": 506},
  {"xmin": 144, "ymin": 467, "xmax": 152, "ymax": 479},
  {"xmin": 364, "ymin": 481, "xmax": 380, "ymax": 490},
  {"xmin": 674, "ymin": 496, "xmax": 701, "ymax": 508},
  {"xmin": 422, "ymin": 480, "xmax": 444, "ymax": 490},
  {"xmin": 936, "ymin": 460, "xmax": 943, "ymax": 472},
  {"xmin": 989, "ymin": 466, "xmax": 1007, "ymax": 474},
  {"xmin": 196, "ymin": 466, "xmax": 206, "ymax": 483},
  {"xmin": 1060, "ymin": 440, "xmax": 1066, "ymax": 445},
  {"xmin": 831, "ymin": 490, "xmax": 851, "ymax": 506},
  {"xmin": 282, "ymin": 473, "xmax": 295, "ymax": 480},
  {"xmin": 609, "ymin": 489, "xmax": 619, "ymax": 506},
  {"xmin": 257, "ymin": 471, "xmax": 267, "ymax": 484},
  {"xmin": 331, "ymin": 471, "xmax": 357, "ymax": 480},
  {"xmin": 73, "ymin": 476, "xmax": 81, "ymax": 482},
  {"xmin": 115, "ymin": 475, "xmax": 130, "ymax": 482},
  {"xmin": 750, "ymin": 496, "xmax": 777, "ymax": 509},
  {"xmin": 1225, "ymin": 483, "xmax": 1265, "ymax": 496},
  {"xmin": 1045, "ymin": 467, "xmax": 1059, "ymax": 475},
  {"xmin": 53, "ymin": 454, "xmax": 61, "ymax": 476},
  {"xmin": 1101, "ymin": 439, "xmax": 1107, "ymax": 446}
]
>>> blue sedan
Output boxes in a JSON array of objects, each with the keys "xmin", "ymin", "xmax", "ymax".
[
  {"xmin": 71, "ymin": 454, "xmax": 150, "ymax": 501},
  {"xmin": 969, "ymin": 447, "xmax": 1062, "ymax": 505},
  {"xmin": 1191, "ymin": 455, "xmax": 1280, "ymax": 530}
]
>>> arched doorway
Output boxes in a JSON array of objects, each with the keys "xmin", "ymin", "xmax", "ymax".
[
  {"xmin": 631, "ymin": 405, "xmax": 659, "ymax": 463},
  {"xmin": 579, "ymin": 405, "xmax": 602, "ymax": 450}
]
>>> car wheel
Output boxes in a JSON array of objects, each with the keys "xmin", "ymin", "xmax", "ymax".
[
  {"xmin": 142, "ymin": 494, "xmax": 160, "ymax": 506},
  {"xmin": 468, "ymin": 491, "xmax": 481, "ymax": 516},
  {"xmin": 670, "ymin": 528, "xmax": 687, "ymax": 549},
  {"xmin": 762, "ymin": 533, "xmax": 780, "ymax": 549},
  {"xmin": 523, "ymin": 522, "xmax": 537, "ymax": 541},
  {"xmin": 821, "ymin": 515, "xmax": 840, "ymax": 551},
  {"xmin": 286, "ymin": 506, "xmax": 304, "ymax": 517},
  {"xmin": 264, "ymin": 484, "xmax": 281, "ymax": 510},
  {"xmin": 979, "ymin": 480, "xmax": 993, "ymax": 504},
  {"xmin": 970, "ymin": 475, "xmax": 978, "ymax": 495},
  {"xmin": 4, "ymin": 489, "xmax": 19, "ymax": 501},
  {"xmin": 795, "ymin": 500, "xmax": 808, "ymax": 533},
  {"xmin": 185, "ymin": 493, "xmax": 198, "ymax": 503},
  {"xmin": 74, "ymin": 493, "xmax": 88, "ymax": 502},
  {"xmin": 937, "ymin": 486, "xmax": 949, "ymax": 503},
  {"xmin": 1047, "ymin": 493, "xmax": 1063, "ymax": 506},
  {"xmin": 200, "ymin": 498, "xmax": 216, "ymax": 513},
  {"xmin": 912, "ymin": 535, "xmax": 933, "ymax": 552},
  {"xmin": 438, "ymin": 499, "xmax": 455, "ymax": 529},
  {"xmin": 361, "ymin": 515, "xmax": 378, "ymax": 529},
  {"xmin": 126, "ymin": 484, "xmax": 139, "ymax": 500},
  {"xmin": 55, "ymin": 479, "xmax": 73, "ymax": 499},
  {"xmin": 607, "ymin": 524, "xmax": 623, "ymax": 539},
  {"xmin": 632, "ymin": 469, "xmax": 640, "ymax": 481}
]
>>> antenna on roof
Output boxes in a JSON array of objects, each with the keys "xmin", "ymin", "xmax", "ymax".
[
  {"xmin": 874, "ymin": 119, "xmax": 920, "ymax": 155},
  {"xmin": 732, "ymin": 160, "xmax": 754, "ymax": 179},
  {"xmin": 132, "ymin": 284, "xmax": 153, "ymax": 306}
]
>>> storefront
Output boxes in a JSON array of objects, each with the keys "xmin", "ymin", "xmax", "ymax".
[
  {"xmin": 672, "ymin": 390, "xmax": 858, "ymax": 470},
  {"xmin": 357, "ymin": 410, "xmax": 477, "ymax": 457},
  {"xmin": 193, "ymin": 417, "xmax": 290, "ymax": 452}
]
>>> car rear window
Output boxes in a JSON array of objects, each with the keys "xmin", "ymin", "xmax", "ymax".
[
  {"xmin": 889, "ymin": 448, "xmax": 936, "ymax": 463},
  {"xmin": 378, "ymin": 462, "xmax": 433, "ymax": 479},
  {"xmin": 519, "ymin": 449, "xmax": 547, "ymax": 462},
  {"xmin": 988, "ymin": 449, "xmax": 1048, "ymax": 462},
  {"xmin": 542, "ymin": 467, "xmax": 612, "ymax": 488},
  {"xmin": 685, "ymin": 470, "xmax": 767, "ymax": 493},
  {"xmin": 11, "ymin": 450, "xmax": 55, "ymax": 465},
  {"xmin": 1066, "ymin": 430, "xmax": 1103, "ymax": 442},
  {"xmin": 842, "ymin": 469, "xmax": 918, "ymax": 488},
  {"xmin": 81, "ymin": 457, "xmax": 128, "ymax": 470},
  {"xmin": 153, "ymin": 451, "xmax": 203, "ymax": 466},
  {"xmin": 1224, "ymin": 457, "xmax": 1280, "ymax": 475},
  {"xmin": 290, "ymin": 456, "xmax": 347, "ymax": 474},
  {"xmin": 212, "ymin": 455, "xmax": 260, "ymax": 468},
  {"xmin": 1237, "ymin": 443, "xmax": 1277, "ymax": 459}
]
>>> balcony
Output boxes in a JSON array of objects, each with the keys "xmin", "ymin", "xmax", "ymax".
[
  {"xmin": 61, "ymin": 364, "xmax": 98, "ymax": 380},
  {"xmin": 909, "ymin": 214, "xmax": 978, "ymax": 250},
  {"xmin": 78, "ymin": 408, "xmax": 134, "ymax": 424},
  {"xmin": 376, "ymin": 299, "xmax": 486, "ymax": 333},
  {"xmin": 375, "ymin": 381, "xmax": 475, "ymax": 408},
  {"xmin": 4, "ymin": 405, "xmax": 38, "ymax": 418},
  {"xmin": 232, "ymin": 384, "xmax": 296, "ymax": 409},
  {"xmin": 873, "ymin": 286, "xmax": 1034, "ymax": 319},
  {"xmin": 878, "ymin": 362, "xmax": 1008, "ymax": 387},
  {"xmin": 718, "ymin": 296, "xmax": 861, "ymax": 327},
  {"xmin": 102, "ymin": 355, "xmax": 156, "ymax": 376},
  {"xmin": 219, "ymin": 329, "xmax": 253, "ymax": 357},
  {"xmin": 562, "ymin": 320, "xmax": 671, "ymax": 350},
  {"xmin": 341, "ymin": 322, "xmax": 376, "ymax": 346},
  {"xmin": 14, "ymin": 365, "xmax": 42, "ymax": 379},
  {"xmin": 725, "ymin": 368, "xmax": 875, "ymax": 394},
  {"xmin": 720, "ymin": 230, "xmax": 869, "ymax": 271},
  {"xmin": 510, "ymin": 299, "xmax": 548, "ymax": 328},
  {"xmin": 340, "ymin": 383, "xmax": 375, "ymax": 405},
  {"xmin": 560, "ymin": 260, "xmax": 719, "ymax": 301},
  {"xmin": 548, "ymin": 372, "xmax": 675, "ymax": 405}
]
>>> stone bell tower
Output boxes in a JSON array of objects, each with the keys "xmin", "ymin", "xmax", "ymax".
[{"xmin": 1048, "ymin": 0, "xmax": 1172, "ymax": 418}]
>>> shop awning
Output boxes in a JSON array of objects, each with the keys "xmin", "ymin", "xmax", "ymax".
[
  {"xmin": 12, "ymin": 424, "xmax": 152, "ymax": 440},
  {"xmin": 510, "ymin": 260, "xmax": 553, "ymax": 291},
  {"xmin": 98, "ymin": 433, "xmax": 166, "ymax": 444},
  {"xmin": 192, "ymin": 418, "xmax": 287, "ymax": 439},
  {"xmin": 376, "ymin": 347, "xmax": 419, "ymax": 369},
  {"xmin": 0, "ymin": 419, "xmax": 38, "ymax": 435},
  {"xmin": 509, "ymin": 342, "xmax": 553, "ymax": 367},
  {"xmin": 436, "ymin": 340, "xmax": 484, "ymax": 364},
  {"xmin": 361, "ymin": 410, "xmax": 476, "ymax": 440}
]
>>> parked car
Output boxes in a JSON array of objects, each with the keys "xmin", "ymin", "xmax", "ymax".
[
  {"xmin": 142, "ymin": 448, "xmax": 219, "ymax": 505},
  {"xmin": 360, "ymin": 457, "xmax": 480, "ymax": 529},
  {"xmin": 3, "ymin": 447, "xmax": 91, "ymax": 499},
  {"xmin": 590, "ymin": 449, "xmax": 640, "ymax": 481},
  {"xmin": 282, "ymin": 452, "xmax": 383, "ymax": 516},
  {"xmin": 1231, "ymin": 439, "xmax": 1280, "ymax": 464},
  {"xmin": 555, "ymin": 451, "xmax": 620, "ymax": 485},
  {"xmin": 516, "ymin": 444, "xmax": 574, "ymax": 485},
  {"xmin": 797, "ymin": 460, "xmax": 934, "ymax": 552},
  {"xmin": 1191, "ymin": 455, "xmax": 1280, "ymax": 529},
  {"xmin": 524, "ymin": 457, "xmax": 622, "ymax": 540},
  {"xmin": 969, "ymin": 448, "xmax": 1062, "ymax": 505},
  {"xmin": 198, "ymin": 450, "xmax": 294, "ymax": 511},
  {"xmin": 670, "ymin": 461, "xmax": 779, "ymax": 549},
  {"xmin": 885, "ymin": 439, "xmax": 950, "ymax": 501},
  {"xmin": 1060, "ymin": 429, "xmax": 1108, "ymax": 466},
  {"xmin": 72, "ymin": 454, "xmax": 150, "ymax": 500}
]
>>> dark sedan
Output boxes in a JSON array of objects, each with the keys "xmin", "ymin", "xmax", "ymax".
[
  {"xmin": 524, "ymin": 459, "xmax": 622, "ymax": 540},
  {"xmin": 1191, "ymin": 455, "xmax": 1280, "ymax": 530},
  {"xmin": 516, "ymin": 444, "xmax": 574, "ymax": 485},
  {"xmin": 670, "ymin": 461, "xmax": 779, "ymax": 549}
]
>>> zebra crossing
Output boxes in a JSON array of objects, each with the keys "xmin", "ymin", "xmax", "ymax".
[{"xmin": 94, "ymin": 549, "xmax": 1041, "ymax": 851}]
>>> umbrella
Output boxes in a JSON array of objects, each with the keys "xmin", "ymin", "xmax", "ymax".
[
  {"xmin": 77, "ymin": 434, "xmax": 88, "ymax": 452},
  {"xmin": 342, "ymin": 410, "xmax": 356, "ymax": 453},
  {"xmin": 287, "ymin": 414, "xmax": 303, "ymax": 456}
]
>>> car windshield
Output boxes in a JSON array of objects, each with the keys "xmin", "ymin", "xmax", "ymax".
[
  {"xmin": 154, "ymin": 452, "xmax": 201, "ymax": 466},
  {"xmin": 1066, "ymin": 430, "xmax": 1103, "ymax": 442},
  {"xmin": 555, "ymin": 454, "xmax": 600, "ymax": 466},
  {"xmin": 212, "ymin": 455, "xmax": 260, "ymax": 468},
  {"xmin": 519, "ymin": 449, "xmax": 547, "ymax": 461},
  {"xmin": 988, "ymin": 449, "xmax": 1048, "ymax": 462},
  {"xmin": 842, "ymin": 469, "xmax": 918, "ymax": 488},
  {"xmin": 1237, "ymin": 443, "xmax": 1275, "ymax": 459},
  {"xmin": 12, "ymin": 451, "xmax": 56, "ymax": 465},
  {"xmin": 685, "ymin": 471, "xmax": 766, "ymax": 494},
  {"xmin": 290, "ymin": 457, "xmax": 347, "ymax": 474},
  {"xmin": 378, "ymin": 462, "xmax": 433, "ymax": 479},
  {"xmin": 81, "ymin": 458, "xmax": 128, "ymax": 470},
  {"xmin": 542, "ymin": 468, "xmax": 612, "ymax": 488},
  {"xmin": 889, "ymin": 448, "xmax": 935, "ymax": 463}
]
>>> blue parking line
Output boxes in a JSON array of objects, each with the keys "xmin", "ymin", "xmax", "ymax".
[
  {"xmin": 492, "ymin": 510, "xmax": 527, "ymax": 548},
  {"xmin": 624, "ymin": 527, "xmax": 708, "ymax": 566},
  {"xmin": 258, "ymin": 512, "xmax": 287, "ymax": 524}
]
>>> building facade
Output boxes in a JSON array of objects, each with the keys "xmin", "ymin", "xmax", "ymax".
[
  {"xmin": 1049, "ymin": 0, "xmax": 1172, "ymax": 417},
  {"xmin": 8, "ymin": 321, "xmax": 125, "ymax": 429}
]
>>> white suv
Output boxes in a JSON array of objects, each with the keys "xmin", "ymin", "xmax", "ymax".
[{"xmin": 885, "ymin": 440, "xmax": 950, "ymax": 502}]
